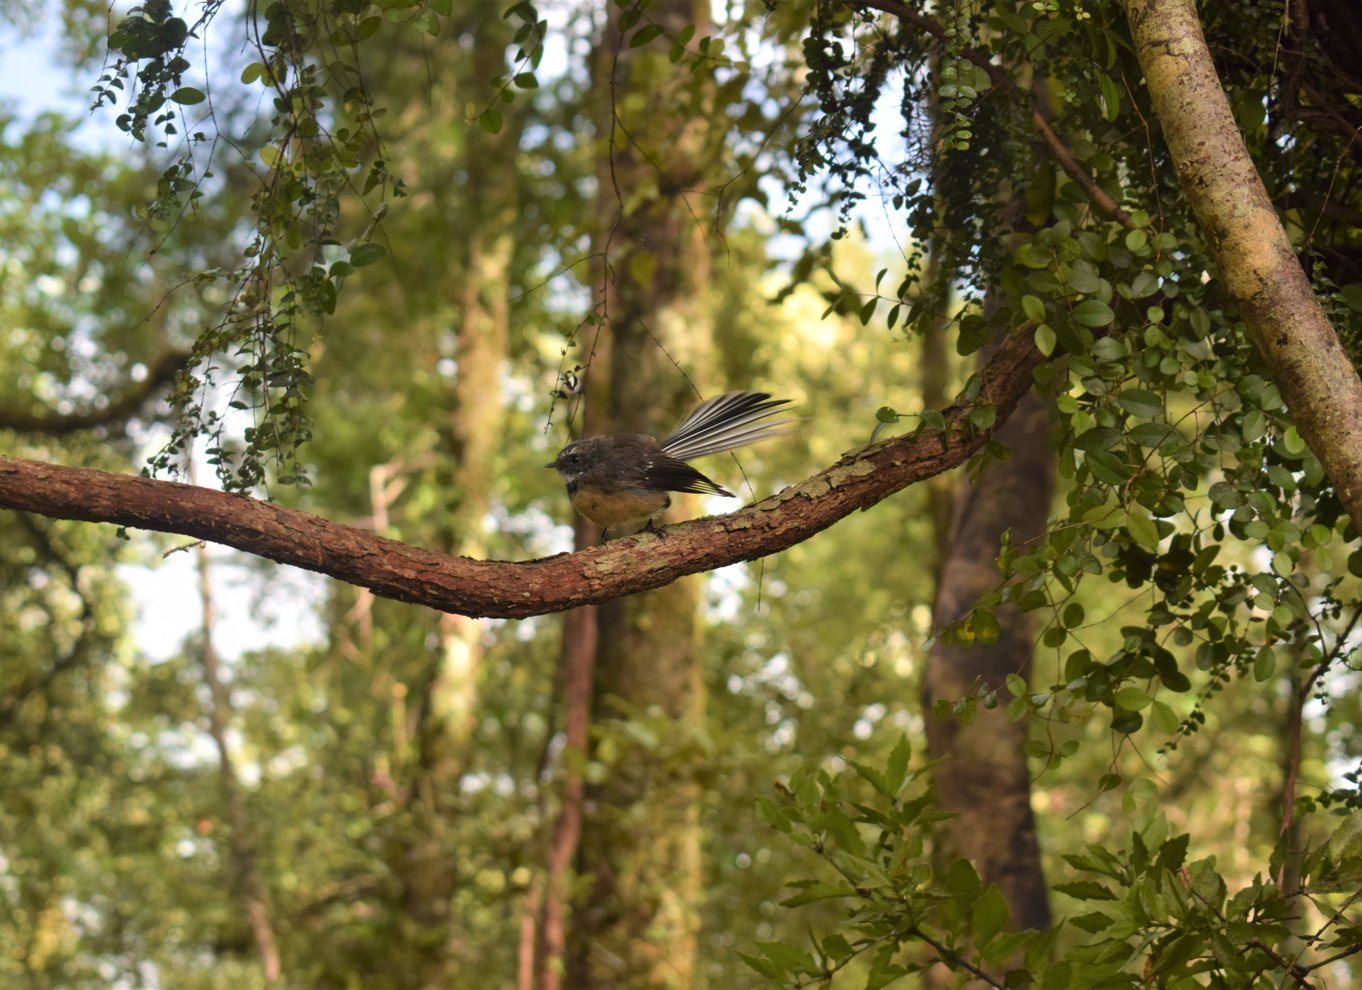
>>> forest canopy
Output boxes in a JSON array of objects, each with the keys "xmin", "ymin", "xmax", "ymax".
[{"xmin": 2, "ymin": 0, "xmax": 1362, "ymax": 987}]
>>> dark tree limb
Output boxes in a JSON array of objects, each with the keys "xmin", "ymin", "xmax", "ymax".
[
  {"xmin": 0, "ymin": 349, "xmax": 190, "ymax": 435},
  {"xmin": 0, "ymin": 330, "xmax": 1045, "ymax": 619}
]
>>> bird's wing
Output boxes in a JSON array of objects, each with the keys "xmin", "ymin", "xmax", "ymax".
[{"xmin": 632, "ymin": 453, "xmax": 733, "ymax": 497}]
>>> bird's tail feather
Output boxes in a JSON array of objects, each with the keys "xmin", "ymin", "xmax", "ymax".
[{"xmin": 660, "ymin": 391, "xmax": 797, "ymax": 460}]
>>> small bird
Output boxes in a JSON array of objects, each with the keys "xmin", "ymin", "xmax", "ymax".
[{"xmin": 546, "ymin": 391, "xmax": 795, "ymax": 538}]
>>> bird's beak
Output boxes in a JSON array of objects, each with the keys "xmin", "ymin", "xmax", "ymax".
[{"xmin": 545, "ymin": 458, "xmax": 559, "ymax": 470}]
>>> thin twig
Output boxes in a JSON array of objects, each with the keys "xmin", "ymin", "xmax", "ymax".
[{"xmin": 908, "ymin": 926, "xmax": 1006, "ymax": 988}]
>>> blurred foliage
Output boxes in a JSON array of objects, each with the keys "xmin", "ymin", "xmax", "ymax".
[{"xmin": 0, "ymin": 0, "xmax": 1360, "ymax": 987}]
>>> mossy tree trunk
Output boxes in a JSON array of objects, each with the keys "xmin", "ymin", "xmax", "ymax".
[{"xmin": 563, "ymin": 2, "xmax": 716, "ymax": 987}]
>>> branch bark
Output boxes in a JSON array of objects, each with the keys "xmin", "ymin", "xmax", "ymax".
[
  {"xmin": 1121, "ymin": 0, "xmax": 1362, "ymax": 530},
  {"xmin": 0, "ymin": 330, "xmax": 1044, "ymax": 619}
]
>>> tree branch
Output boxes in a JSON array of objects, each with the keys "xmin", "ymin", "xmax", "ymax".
[
  {"xmin": 0, "ymin": 349, "xmax": 190, "ymax": 435},
  {"xmin": 851, "ymin": 0, "xmax": 1136, "ymax": 229},
  {"xmin": 0, "ymin": 331, "xmax": 1044, "ymax": 619}
]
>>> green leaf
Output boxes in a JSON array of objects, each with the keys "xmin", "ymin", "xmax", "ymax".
[
  {"xmin": 780, "ymin": 880, "xmax": 857, "ymax": 907},
  {"xmin": 1021, "ymin": 294, "xmax": 1046, "ymax": 322},
  {"xmin": 1069, "ymin": 910, "xmax": 1115, "ymax": 934},
  {"xmin": 1150, "ymin": 700, "xmax": 1180, "ymax": 734},
  {"xmin": 1282, "ymin": 426, "xmax": 1308, "ymax": 457},
  {"xmin": 355, "ymin": 15, "xmax": 381, "ymax": 41},
  {"xmin": 1034, "ymin": 323, "xmax": 1056, "ymax": 356},
  {"xmin": 821, "ymin": 932, "xmax": 852, "ymax": 963},
  {"xmin": 1067, "ymin": 264, "xmax": 1103, "ymax": 294},
  {"xmin": 1075, "ymin": 426, "xmax": 1121, "ymax": 451},
  {"xmin": 973, "ymin": 884, "xmax": 1009, "ymax": 946},
  {"xmin": 756, "ymin": 797, "xmax": 792, "ymax": 833},
  {"xmin": 885, "ymin": 734, "xmax": 911, "ymax": 794},
  {"xmin": 1190, "ymin": 858, "xmax": 1227, "ymax": 910},
  {"xmin": 866, "ymin": 944, "xmax": 910, "ymax": 990},
  {"xmin": 970, "ymin": 403, "xmax": 997, "ymax": 431},
  {"xmin": 415, "ymin": 8, "xmax": 440, "ymax": 36},
  {"xmin": 1116, "ymin": 388, "xmax": 1164, "ymax": 419},
  {"xmin": 946, "ymin": 858, "xmax": 982, "ymax": 900},
  {"xmin": 1155, "ymin": 833, "xmax": 1190, "ymax": 873},
  {"xmin": 1253, "ymin": 646, "xmax": 1276, "ymax": 682},
  {"xmin": 738, "ymin": 951, "xmax": 784, "ymax": 981},
  {"xmin": 170, "ymin": 86, "xmax": 205, "ymax": 105},
  {"xmin": 1083, "ymin": 449, "xmax": 1130, "ymax": 484},
  {"xmin": 1111, "ymin": 709, "xmax": 1144, "ymax": 734},
  {"xmin": 629, "ymin": 24, "xmax": 663, "ymax": 47},
  {"xmin": 1061, "ymin": 602, "xmax": 1085, "ymax": 628},
  {"xmin": 1114, "ymin": 686, "xmax": 1152, "ymax": 711},
  {"xmin": 1072, "ymin": 299, "xmax": 1115, "ymax": 327},
  {"xmin": 350, "ymin": 243, "xmax": 387, "ymax": 267},
  {"xmin": 1098, "ymin": 72, "xmax": 1121, "ymax": 121},
  {"xmin": 1327, "ymin": 810, "xmax": 1362, "ymax": 864},
  {"xmin": 1054, "ymin": 880, "xmax": 1117, "ymax": 901},
  {"xmin": 479, "ymin": 107, "xmax": 503, "ymax": 133},
  {"xmin": 1127, "ymin": 422, "xmax": 1177, "ymax": 449},
  {"xmin": 1126, "ymin": 508, "xmax": 1161, "ymax": 549},
  {"xmin": 813, "ymin": 804, "xmax": 865, "ymax": 858}
]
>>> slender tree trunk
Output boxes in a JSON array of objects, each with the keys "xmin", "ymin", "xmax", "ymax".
[
  {"xmin": 1122, "ymin": 0, "xmax": 1362, "ymax": 529},
  {"xmin": 535, "ymin": 525, "xmax": 598, "ymax": 990},
  {"xmin": 923, "ymin": 387, "xmax": 1054, "ymax": 940},
  {"xmin": 194, "ymin": 539, "xmax": 282, "ymax": 983},
  {"xmin": 922, "ymin": 75, "xmax": 1055, "ymax": 987},
  {"xmin": 426, "ymin": 0, "xmax": 515, "ymax": 776},
  {"xmin": 354, "ymin": 10, "xmax": 518, "ymax": 982}
]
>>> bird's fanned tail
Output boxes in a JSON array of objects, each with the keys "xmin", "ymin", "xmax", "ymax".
[{"xmin": 659, "ymin": 391, "xmax": 797, "ymax": 460}]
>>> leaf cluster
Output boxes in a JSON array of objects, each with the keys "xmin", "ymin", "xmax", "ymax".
[{"xmin": 751, "ymin": 736, "xmax": 1362, "ymax": 988}]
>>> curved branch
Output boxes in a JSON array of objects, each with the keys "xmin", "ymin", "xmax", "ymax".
[
  {"xmin": 852, "ymin": 0, "xmax": 1136, "ymax": 229},
  {"xmin": 0, "ymin": 332, "xmax": 1045, "ymax": 619},
  {"xmin": 0, "ymin": 349, "xmax": 190, "ymax": 435}
]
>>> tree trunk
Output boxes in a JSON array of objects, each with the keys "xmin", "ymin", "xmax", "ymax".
[
  {"xmin": 194, "ymin": 537, "xmax": 282, "ymax": 983},
  {"xmin": 564, "ymin": 2, "xmax": 714, "ymax": 986},
  {"xmin": 425, "ymin": 0, "xmax": 516, "ymax": 798},
  {"xmin": 923, "ymin": 388, "xmax": 1054, "ymax": 939},
  {"xmin": 1122, "ymin": 0, "xmax": 1362, "ymax": 528}
]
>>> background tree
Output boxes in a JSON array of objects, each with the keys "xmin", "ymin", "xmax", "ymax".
[{"xmin": 3, "ymin": 0, "xmax": 1362, "ymax": 988}]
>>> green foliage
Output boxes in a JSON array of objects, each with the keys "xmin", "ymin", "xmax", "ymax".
[
  {"xmin": 781, "ymin": 0, "xmax": 1362, "ymax": 793},
  {"xmin": 751, "ymin": 737, "xmax": 1362, "ymax": 989},
  {"xmin": 95, "ymin": 0, "xmax": 421, "ymax": 491},
  {"xmin": 6, "ymin": 0, "xmax": 1362, "ymax": 984}
]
